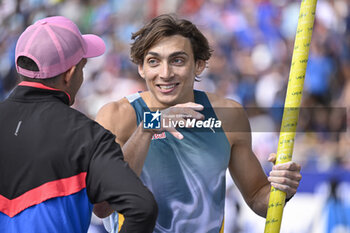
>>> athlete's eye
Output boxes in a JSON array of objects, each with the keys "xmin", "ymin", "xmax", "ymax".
[
  {"xmin": 147, "ymin": 58, "xmax": 159, "ymax": 67},
  {"xmin": 171, "ymin": 57, "xmax": 185, "ymax": 66}
]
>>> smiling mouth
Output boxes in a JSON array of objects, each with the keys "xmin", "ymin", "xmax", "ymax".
[{"xmin": 156, "ymin": 83, "xmax": 179, "ymax": 93}]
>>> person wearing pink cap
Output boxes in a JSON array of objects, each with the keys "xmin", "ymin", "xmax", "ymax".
[{"xmin": 0, "ymin": 16, "xmax": 157, "ymax": 233}]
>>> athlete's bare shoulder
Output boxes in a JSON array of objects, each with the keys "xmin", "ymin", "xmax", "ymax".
[
  {"xmin": 96, "ymin": 98, "xmax": 135, "ymax": 128},
  {"xmin": 96, "ymin": 97, "xmax": 137, "ymax": 145},
  {"xmin": 206, "ymin": 92, "xmax": 251, "ymax": 145},
  {"xmin": 206, "ymin": 92, "xmax": 242, "ymax": 109}
]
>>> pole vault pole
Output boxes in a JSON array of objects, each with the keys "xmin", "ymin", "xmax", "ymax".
[{"xmin": 264, "ymin": 0, "xmax": 318, "ymax": 232}]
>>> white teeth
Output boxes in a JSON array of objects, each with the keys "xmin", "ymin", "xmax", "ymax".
[{"xmin": 159, "ymin": 84, "xmax": 176, "ymax": 90}]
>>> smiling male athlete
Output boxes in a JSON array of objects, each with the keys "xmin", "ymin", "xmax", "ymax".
[{"xmin": 96, "ymin": 14, "xmax": 302, "ymax": 233}]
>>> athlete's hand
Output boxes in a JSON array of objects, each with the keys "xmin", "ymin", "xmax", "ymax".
[
  {"xmin": 146, "ymin": 102, "xmax": 204, "ymax": 140},
  {"xmin": 267, "ymin": 153, "xmax": 302, "ymax": 200}
]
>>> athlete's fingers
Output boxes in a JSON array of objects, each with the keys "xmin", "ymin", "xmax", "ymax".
[
  {"xmin": 167, "ymin": 128, "xmax": 184, "ymax": 140},
  {"xmin": 268, "ymin": 176, "xmax": 300, "ymax": 189},
  {"xmin": 161, "ymin": 115, "xmax": 185, "ymax": 140},
  {"xmin": 269, "ymin": 169, "xmax": 302, "ymax": 182},
  {"xmin": 268, "ymin": 153, "xmax": 277, "ymax": 164},
  {"xmin": 176, "ymin": 102, "xmax": 204, "ymax": 111},
  {"xmin": 163, "ymin": 107, "xmax": 204, "ymax": 120},
  {"xmin": 159, "ymin": 103, "xmax": 205, "ymax": 140},
  {"xmin": 179, "ymin": 108, "xmax": 204, "ymax": 120},
  {"xmin": 270, "ymin": 182, "xmax": 297, "ymax": 197},
  {"xmin": 273, "ymin": 161, "xmax": 301, "ymax": 172},
  {"xmin": 170, "ymin": 131, "xmax": 184, "ymax": 140},
  {"xmin": 268, "ymin": 154, "xmax": 301, "ymax": 175}
]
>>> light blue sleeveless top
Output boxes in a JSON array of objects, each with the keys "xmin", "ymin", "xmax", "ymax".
[{"xmin": 105, "ymin": 90, "xmax": 231, "ymax": 233}]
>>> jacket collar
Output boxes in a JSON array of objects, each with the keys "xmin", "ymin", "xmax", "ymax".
[{"xmin": 9, "ymin": 81, "xmax": 71, "ymax": 105}]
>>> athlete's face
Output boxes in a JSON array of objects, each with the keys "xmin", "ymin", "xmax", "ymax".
[{"xmin": 138, "ymin": 35, "xmax": 205, "ymax": 108}]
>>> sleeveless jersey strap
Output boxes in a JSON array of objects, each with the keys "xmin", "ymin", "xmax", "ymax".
[
  {"xmin": 125, "ymin": 92, "xmax": 149, "ymax": 125},
  {"xmin": 194, "ymin": 90, "xmax": 226, "ymax": 133}
]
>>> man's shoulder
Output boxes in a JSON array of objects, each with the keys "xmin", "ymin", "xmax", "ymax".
[
  {"xmin": 205, "ymin": 92, "xmax": 243, "ymax": 109},
  {"xmin": 205, "ymin": 92, "xmax": 250, "ymax": 137},
  {"xmin": 97, "ymin": 98, "xmax": 135, "ymax": 120},
  {"xmin": 96, "ymin": 97, "xmax": 137, "ymax": 137}
]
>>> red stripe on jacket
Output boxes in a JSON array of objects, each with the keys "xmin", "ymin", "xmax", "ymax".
[
  {"xmin": 18, "ymin": 81, "xmax": 71, "ymax": 102},
  {"xmin": 0, "ymin": 172, "xmax": 86, "ymax": 217}
]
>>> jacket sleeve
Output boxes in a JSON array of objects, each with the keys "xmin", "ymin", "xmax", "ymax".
[{"xmin": 85, "ymin": 130, "xmax": 158, "ymax": 233}]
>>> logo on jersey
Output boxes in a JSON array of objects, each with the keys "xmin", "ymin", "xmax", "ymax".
[
  {"xmin": 143, "ymin": 110, "xmax": 161, "ymax": 129},
  {"xmin": 152, "ymin": 132, "xmax": 166, "ymax": 140}
]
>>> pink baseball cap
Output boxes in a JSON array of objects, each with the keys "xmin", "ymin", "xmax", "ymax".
[{"xmin": 15, "ymin": 16, "xmax": 106, "ymax": 79}]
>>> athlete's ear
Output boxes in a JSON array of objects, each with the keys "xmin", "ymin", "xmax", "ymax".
[
  {"xmin": 195, "ymin": 60, "xmax": 206, "ymax": 76},
  {"xmin": 138, "ymin": 64, "xmax": 145, "ymax": 79}
]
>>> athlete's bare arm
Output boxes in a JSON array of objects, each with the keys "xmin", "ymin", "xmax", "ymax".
[
  {"xmin": 95, "ymin": 97, "xmax": 152, "ymax": 176},
  {"xmin": 93, "ymin": 94, "xmax": 204, "ymax": 217},
  {"xmin": 208, "ymin": 93, "xmax": 301, "ymax": 218}
]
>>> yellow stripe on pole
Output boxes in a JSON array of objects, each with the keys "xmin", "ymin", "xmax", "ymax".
[{"xmin": 264, "ymin": 0, "xmax": 317, "ymax": 232}]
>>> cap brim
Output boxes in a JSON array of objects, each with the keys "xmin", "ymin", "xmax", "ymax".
[{"xmin": 82, "ymin": 34, "xmax": 106, "ymax": 58}]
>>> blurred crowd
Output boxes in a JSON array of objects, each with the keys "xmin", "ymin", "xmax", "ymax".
[{"xmin": 1, "ymin": 0, "xmax": 350, "ymax": 173}]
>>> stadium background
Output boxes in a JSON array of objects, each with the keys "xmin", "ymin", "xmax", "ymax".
[{"xmin": 1, "ymin": 0, "xmax": 349, "ymax": 232}]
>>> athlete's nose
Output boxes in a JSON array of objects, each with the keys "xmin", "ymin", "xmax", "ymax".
[{"xmin": 159, "ymin": 63, "xmax": 173, "ymax": 80}]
